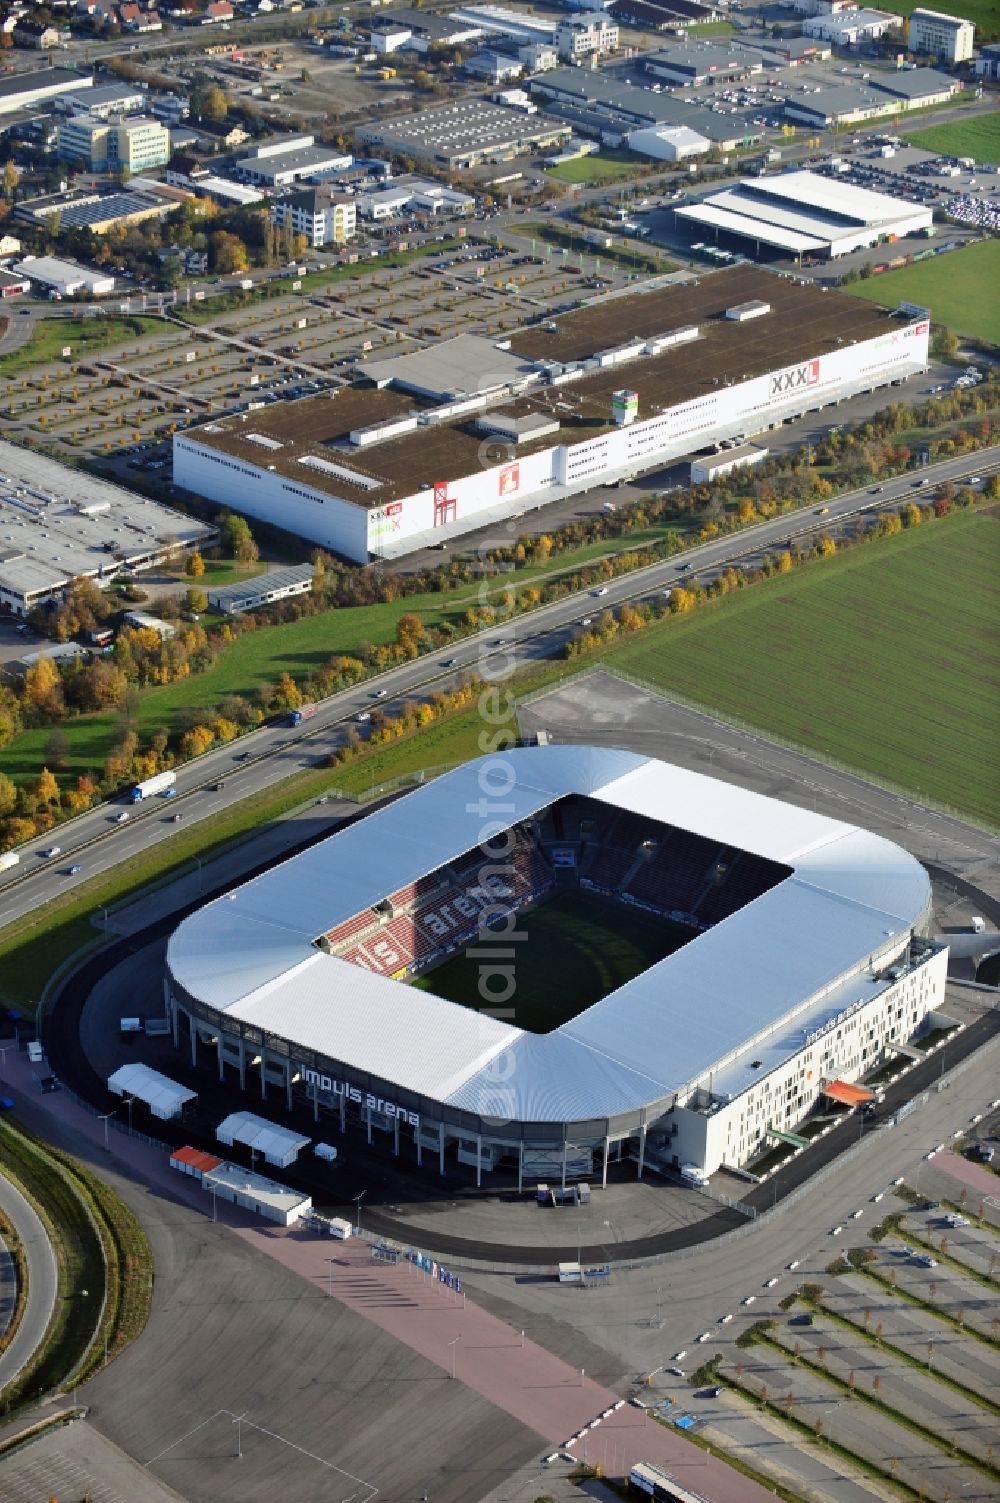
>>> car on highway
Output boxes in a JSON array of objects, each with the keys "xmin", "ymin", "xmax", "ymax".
[
  {"xmin": 114, "ymin": 811, "xmax": 130, "ymax": 824},
  {"xmin": 40, "ymin": 846, "xmax": 61, "ymax": 859},
  {"xmin": 914, "ymin": 1253, "xmax": 938, "ymax": 1268},
  {"xmin": 830, "ymin": 1224, "xmax": 843, "ymax": 1236},
  {"xmin": 210, "ymin": 782, "xmax": 224, "ymax": 791},
  {"xmin": 372, "ymin": 689, "xmax": 387, "ymax": 698},
  {"xmin": 815, "ymin": 506, "xmax": 829, "ymax": 514},
  {"xmin": 593, "ymin": 587, "xmax": 609, "ymax": 597},
  {"xmin": 355, "ymin": 711, "xmax": 371, "ymax": 723},
  {"xmin": 161, "ymin": 786, "xmax": 178, "ymax": 799},
  {"xmin": 66, "ymin": 864, "xmax": 81, "ymax": 876},
  {"xmin": 170, "ymin": 813, "xmax": 182, "ymax": 823},
  {"xmin": 441, "ymin": 659, "xmax": 457, "ymax": 668},
  {"xmin": 233, "ymin": 751, "xmax": 250, "ymax": 761}
]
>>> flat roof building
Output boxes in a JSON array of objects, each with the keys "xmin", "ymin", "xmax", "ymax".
[
  {"xmin": 0, "ymin": 440, "xmax": 215, "ymax": 616},
  {"xmin": 207, "ymin": 563, "xmax": 315, "ymax": 614},
  {"xmin": 908, "ymin": 7, "xmax": 975, "ymax": 62},
  {"xmin": 53, "ymin": 82, "xmax": 146, "ymax": 117},
  {"xmin": 801, "ymin": 8, "xmax": 901, "ymax": 42},
  {"xmin": 644, "ymin": 41, "xmax": 761, "ymax": 85},
  {"xmin": 12, "ymin": 254, "xmax": 116, "ymax": 296},
  {"xmin": 174, "ymin": 265, "xmax": 928, "ymax": 562},
  {"xmin": 234, "ymin": 141, "xmax": 354, "ymax": 187},
  {"xmin": 202, "ymin": 1162, "xmax": 313, "ymax": 1226},
  {"xmin": 0, "ymin": 67, "xmax": 93, "ymax": 117},
  {"xmin": 675, "ymin": 170, "xmax": 933, "ymax": 257},
  {"xmin": 356, "ymin": 98, "xmax": 570, "ymax": 169}
]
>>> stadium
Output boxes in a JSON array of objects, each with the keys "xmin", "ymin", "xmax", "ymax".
[
  {"xmin": 172, "ymin": 266, "xmax": 930, "ymax": 562},
  {"xmin": 165, "ymin": 747, "xmax": 948, "ymax": 1187}
]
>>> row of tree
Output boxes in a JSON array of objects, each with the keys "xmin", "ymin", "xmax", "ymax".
[{"xmin": 564, "ymin": 490, "xmax": 978, "ymax": 662}]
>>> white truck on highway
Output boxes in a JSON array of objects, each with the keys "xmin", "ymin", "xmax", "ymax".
[{"xmin": 129, "ymin": 769, "xmax": 177, "ymax": 803}]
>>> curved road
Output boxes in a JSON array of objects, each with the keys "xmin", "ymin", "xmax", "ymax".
[
  {"xmin": 0, "ymin": 444, "xmax": 996, "ymax": 933},
  {"xmin": 0, "ymin": 1168, "xmax": 57, "ymax": 1397}
]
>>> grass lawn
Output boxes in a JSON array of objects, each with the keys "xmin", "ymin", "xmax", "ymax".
[
  {"xmin": 546, "ymin": 150, "xmax": 648, "ymax": 184},
  {"xmin": 903, "ymin": 109, "xmax": 1000, "ymax": 164},
  {"xmin": 0, "ymin": 316, "xmax": 164, "ymax": 376},
  {"xmin": 846, "ymin": 240, "xmax": 1000, "ymax": 346},
  {"xmin": 604, "ymin": 509, "xmax": 1000, "ymax": 825},
  {"xmin": 413, "ymin": 887, "xmax": 688, "ymax": 1031},
  {"xmin": 880, "ymin": 0, "xmax": 999, "ymax": 32},
  {"xmin": 0, "ymin": 518, "xmax": 685, "ymax": 790}
]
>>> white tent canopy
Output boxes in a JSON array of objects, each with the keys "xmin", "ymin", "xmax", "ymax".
[
  {"xmin": 215, "ymin": 1110, "xmax": 310, "ymax": 1168},
  {"xmin": 107, "ymin": 1062, "xmax": 196, "ymax": 1120}
]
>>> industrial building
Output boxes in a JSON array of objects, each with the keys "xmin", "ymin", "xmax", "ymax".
[
  {"xmin": 675, "ymin": 171, "xmax": 933, "ymax": 258},
  {"xmin": 643, "ymin": 41, "xmax": 761, "ymax": 86},
  {"xmin": 11, "ymin": 254, "xmax": 116, "ymax": 297},
  {"xmin": 800, "ymin": 8, "xmax": 901, "ymax": 43},
  {"xmin": 0, "ymin": 67, "xmax": 94, "ymax": 117},
  {"xmin": 52, "ymin": 82, "xmax": 146, "ymax": 118},
  {"xmin": 173, "ymin": 265, "xmax": 928, "ymax": 562},
  {"xmin": 0, "ymin": 440, "xmax": 215, "ymax": 617},
  {"xmin": 369, "ymin": 6, "xmax": 484, "ymax": 53},
  {"xmin": 165, "ymin": 746, "xmax": 948, "ymax": 1184},
  {"xmin": 355, "ymin": 98, "xmax": 571, "ymax": 170},
  {"xmin": 782, "ymin": 75, "xmax": 959, "ymax": 126},
  {"xmin": 529, "ymin": 69, "xmax": 763, "ymax": 151},
  {"xmin": 233, "ymin": 136, "xmax": 354, "ymax": 188},
  {"xmin": 907, "ymin": 7, "xmax": 975, "ymax": 62},
  {"xmin": 207, "ymin": 562, "xmax": 315, "ymax": 614},
  {"xmin": 627, "ymin": 123, "xmax": 711, "ymax": 161}
]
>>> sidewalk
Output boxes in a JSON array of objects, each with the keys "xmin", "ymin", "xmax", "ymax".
[{"xmin": 0, "ymin": 1047, "xmax": 770, "ymax": 1500}]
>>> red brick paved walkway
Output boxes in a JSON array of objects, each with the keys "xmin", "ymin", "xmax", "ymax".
[{"xmin": 3, "ymin": 1052, "xmax": 771, "ymax": 1500}]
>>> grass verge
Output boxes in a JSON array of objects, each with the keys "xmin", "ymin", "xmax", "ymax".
[
  {"xmin": 0, "ymin": 1119, "xmax": 152, "ymax": 1413},
  {"xmin": 0, "ymin": 316, "xmax": 164, "ymax": 377}
]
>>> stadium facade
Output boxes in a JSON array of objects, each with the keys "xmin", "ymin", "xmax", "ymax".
[
  {"xmin": 173, "ymin": 267, "xmax": 929, "ymax": 563},
  {"xmin": 165, "ymin": 748, "xmax": 948, "ymax": 1185}
]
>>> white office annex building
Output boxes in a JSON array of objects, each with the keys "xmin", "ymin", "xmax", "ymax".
[{"xmin": 165, "ymin": 748, "xmax": 948, "ymax": 1184}]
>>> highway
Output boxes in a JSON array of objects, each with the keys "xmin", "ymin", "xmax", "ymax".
[{"xmin": 0, "ymin": 442, "xmax": 995, "ymax": 934}]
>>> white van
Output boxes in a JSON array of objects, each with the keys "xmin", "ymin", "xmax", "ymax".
[{"xmin": 27, "ymin": 1041, "xmax": 44, "ymax": 1064}]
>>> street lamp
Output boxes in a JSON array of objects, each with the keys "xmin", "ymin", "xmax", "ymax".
[
  {"xmin": 353, "ymin": 1189, "xmax": 366, "ymax": 1236},
  {"xmin": 123, "ymin": 1095, "xmax": 134, "ymax": 1137},
  {"xmin": 98, "ymin": 1108, "xmax": 117, "ymax": 1151},
  {"xmin": 447, "ymin": 1335, "xmax": 461, "ymax": 1380}
]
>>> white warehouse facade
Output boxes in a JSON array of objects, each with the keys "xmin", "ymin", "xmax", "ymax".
[
  {"xmin": 165, "ymin": 747, "xmax": 948, "ymax": 1186},
  {"xmin": 174, "ymin": 272, "xmax": 929, "ymax": 564}
]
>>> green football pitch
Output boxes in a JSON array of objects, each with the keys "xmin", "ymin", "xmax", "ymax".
[{"xmin": 412, "ymin": 887, "xmax": 690, "ymax": 1033}]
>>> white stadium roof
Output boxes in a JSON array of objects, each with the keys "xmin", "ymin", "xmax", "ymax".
[{"xmin": 167, "ymin": 747, "xmax": 930, "ymax": 1125}]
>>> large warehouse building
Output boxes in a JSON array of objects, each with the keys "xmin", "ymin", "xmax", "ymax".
[
  {"xmin": 0, "ymin": 440, "xmax": 215, "ymax": 616},
  {"xmin": 675, "ymin": 171, "xmax": 933, "ymax": 260},
  {"xmin": 174, "ymin": 265, "xmax": 929, "ymax": 561},
  {"xmin": 165, "ymin": 747, "xmax": 948, "ymax": 1185}
]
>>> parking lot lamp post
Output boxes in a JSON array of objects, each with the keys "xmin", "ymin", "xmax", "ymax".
[{"xmin": 353, "ymin": 1189, "xmax": 366, "ymax": 1236}]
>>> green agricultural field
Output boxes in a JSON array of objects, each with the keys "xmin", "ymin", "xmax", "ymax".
[
  {"xmin": 886, "ymin": 0, "xmax": 999, "ymax": 32},
  {"xmin": 413, "ymin": 888, "xmax": 688, "ymax": 1032},
  {"xmin": 605, "ymin": 509, "xmax": 1000, "ymax": 825},
  {"xmin": 904, "ymin": 109, "xmax": 1000, "ymax": 164},
  {"xmin": 847, "ymin": 240, "xmax": 1000, "ymax": 346}
]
